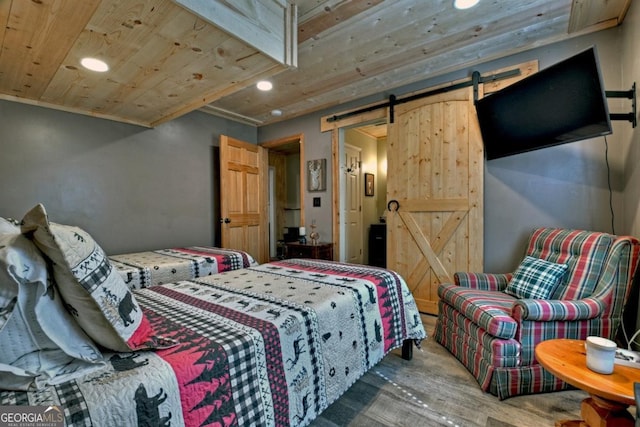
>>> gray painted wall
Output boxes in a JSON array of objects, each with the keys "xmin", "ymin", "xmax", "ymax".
[
  {"xmin": 259, "ymin": 27, "xmax": 629, "ymax": 273},
  {"xmin": 618, "ymin": 0, "xmax": 640, "ymax": 336},
  {"xmin": 0, "ymin": 101, "xmax": 256, "ymax": 255},
  {"xmin": 622, "ymin": 0, "xmax": 640, "ymax": 238}
]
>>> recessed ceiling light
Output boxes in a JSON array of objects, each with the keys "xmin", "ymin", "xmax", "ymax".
[
  {"xmin": 80, "ymin": 57, "xmax": 109, "ymax": 72},
  {"xmin": 257, "ymin": 80, "xmax": 273, "ymax": 91},
  {"xmin": 454, "ymin": 0, "xmax": 480, "ymax": 10},
  {"xmin": 271, "ymin": 109, "xmax": 283, "ymax": 116}
]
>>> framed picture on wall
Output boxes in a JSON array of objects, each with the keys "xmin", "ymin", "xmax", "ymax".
[
  {"xmin": 365, "ymin": 173, "xmax": 374, "ymax": 197},
  {"xmin": 307, "ymin": 159, "xmax": 327, "ymax": 192}
]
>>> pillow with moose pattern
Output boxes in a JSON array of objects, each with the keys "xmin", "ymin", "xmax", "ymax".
[{"xmin": 21, "ymin": 204, "xmax": 174, "ymax": 352}]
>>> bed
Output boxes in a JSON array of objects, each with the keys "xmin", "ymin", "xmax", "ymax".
[
  {"xmin": 109, "ymin": 246, "xmax": 258, "ymax": 289},
  {"xmin": 1, "ymin": 258, "xmax": 425, "ymax": 426},
  {"xmin": 1, "ymin": 204, "xmax": 426, "ymax": 426}
]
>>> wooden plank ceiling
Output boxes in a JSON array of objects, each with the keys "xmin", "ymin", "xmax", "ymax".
[{"xmin": 0, "ymin": 0, "xmax": 632, "ymax": 128}]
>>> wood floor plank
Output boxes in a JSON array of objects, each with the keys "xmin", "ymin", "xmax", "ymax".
[{"xmin": 312, "ymin": 314, "xmax": 587, "ymax": 427}]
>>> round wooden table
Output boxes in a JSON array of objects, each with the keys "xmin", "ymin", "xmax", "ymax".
[{"xmin": 536, "ymin": 339, "xmax": 640, "ymax": 427}]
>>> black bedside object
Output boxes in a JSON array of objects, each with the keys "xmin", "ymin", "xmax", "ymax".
[{"xmin": 368, "ymin": 224, "xmax": 386, "ymax": 267}]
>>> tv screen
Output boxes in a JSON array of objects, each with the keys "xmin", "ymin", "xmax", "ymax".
[{"xmin": 475, "ymin": 47, "xmax": 612, "ymax": 160}]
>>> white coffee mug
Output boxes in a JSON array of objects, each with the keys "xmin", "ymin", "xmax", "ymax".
[{"xmin": 585, "ymin": 336, "xmax": 617, "ymax": 374}]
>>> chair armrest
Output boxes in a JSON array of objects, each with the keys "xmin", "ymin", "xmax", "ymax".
[
  {"xmin": 512, "ymin": 298, "xmax": 605, "ymax": 322},
  {"xmin": 454, "ymin": 272, "xmax": 512, "ymax": 291}
]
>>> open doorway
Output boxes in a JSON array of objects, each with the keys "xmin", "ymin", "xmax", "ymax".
[
  {"xmin": 337, "ymin": 123, "xmax": 387, "ymax": 265},
  {"xmin": 260, "ymin": 134, "xmax": 305, "ymax": 260}
]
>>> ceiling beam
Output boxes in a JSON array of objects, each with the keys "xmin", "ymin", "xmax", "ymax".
[
  {"xmin": 172, "ymin": 0, "xmax": 297, "ymax": 66},
  {"xmin": 568, "ymin": 0, "xmax": 631, "ymax": 33}
]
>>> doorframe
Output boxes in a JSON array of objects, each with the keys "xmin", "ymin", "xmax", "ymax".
[
  {"xmin": 327, "ymin": 111, "xmax": 387, "ymax": 261},
  {"xmin": 268, "ymin": 166, "xmax": 276, "ymax": 257}
]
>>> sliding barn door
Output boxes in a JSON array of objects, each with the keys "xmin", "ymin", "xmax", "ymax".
[
  {"xmin": 386, "ymin": 87, "xmax": 484, "ymax": 314},
  {"xmin": 219, "ymin": 135, "xmax": 268, "ymax": 264}
]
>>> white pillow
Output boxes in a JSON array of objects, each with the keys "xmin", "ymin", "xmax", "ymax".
[
  {"xmin": 0, "ymin": 217, "xmax": 19, "ymax": 235},
  {"xmin": 0, "ymin": 231, "xmax": 104, "ymax": 390}
]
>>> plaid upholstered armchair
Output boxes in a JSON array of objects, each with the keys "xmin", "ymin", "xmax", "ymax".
[{"xmin": 434, "ymin": 228, "xmax": 640, "ymax": 400}]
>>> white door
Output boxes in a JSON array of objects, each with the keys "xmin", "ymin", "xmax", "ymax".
[{"xmin": 344, "ymin": 144, "xmax": 363, "ymax": 264}]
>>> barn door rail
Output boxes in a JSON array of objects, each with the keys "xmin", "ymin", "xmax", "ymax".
[{"xmin": 326, "ymin": 69, "xmax": 521, "ymax": 124}]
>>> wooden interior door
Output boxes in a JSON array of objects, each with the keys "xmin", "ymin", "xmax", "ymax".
[
  {"xmin": 386, "ymin": 87, "xmax": 484, "ymax": 314},
  {"xmin": 219, "ymin": 135, "xmax": 268, "ymax": 264}
]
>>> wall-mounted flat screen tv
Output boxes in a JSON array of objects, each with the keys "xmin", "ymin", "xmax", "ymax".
[{"xmin": 475, "ymin": 46, "xmax": 612, "ymax": 160}]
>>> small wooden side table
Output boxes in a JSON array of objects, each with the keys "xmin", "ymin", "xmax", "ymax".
[
  {"xmin": 285, "ymin": 242, "xmax": 333, "ymax": 261},
  {"xmin": 535, "ymin": 339, "xmax": 640, "ymax": 427}
]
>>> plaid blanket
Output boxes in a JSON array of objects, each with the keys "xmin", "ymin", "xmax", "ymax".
[
  {"xmin": 109, "ymin": 246, "xmax": 258, "ymax": 289},
  {"xmin": 0, "ymin": 259, "xmax": 426, "ymax": 426}
]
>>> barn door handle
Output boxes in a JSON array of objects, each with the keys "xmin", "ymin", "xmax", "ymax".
[
  {"xmin": 219, "ymin": 218, "xmax": 231, "ymax": 223},
  {"xmin": 387, "ymin": 200, "xmax": 400, "ymax": 212}
]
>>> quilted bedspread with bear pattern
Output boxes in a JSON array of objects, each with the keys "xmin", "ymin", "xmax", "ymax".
[{"xmin": 0, "ymin": 259, "xmax": 426, "ymax": 427}]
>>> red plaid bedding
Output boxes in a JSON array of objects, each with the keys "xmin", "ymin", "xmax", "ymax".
[{"xmin": 0, "ymin": 259, "xmax": 426, "ymax": 426}]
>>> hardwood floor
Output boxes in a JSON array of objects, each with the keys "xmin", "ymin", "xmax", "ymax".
[{"xmin": 312, "ymin": 314, "xmax": 590, "ymax": 427}]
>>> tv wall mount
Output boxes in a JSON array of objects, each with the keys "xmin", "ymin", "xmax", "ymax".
[{"xmin": 606, "ymin": 82, "xmax": 636, "ymax": 128}]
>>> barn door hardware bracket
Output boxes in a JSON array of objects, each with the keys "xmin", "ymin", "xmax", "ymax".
[
  {"xmin": 471, "ymin": 68, "xmax": 521, "ymax": 104},
  {"xmin": 472, "ymin": 71, "xmax": 481, "ymax": 103},
  {"xmin": 606, "ymin": 82, "xmax": 636, "ymax": 128},
  {"xmin": 389, "ymin": 94, "xmax": 396, "ymax": 124},
  {"xmin": 328, "ymin": 69, "xmax": 520, "ymax": 124}
]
